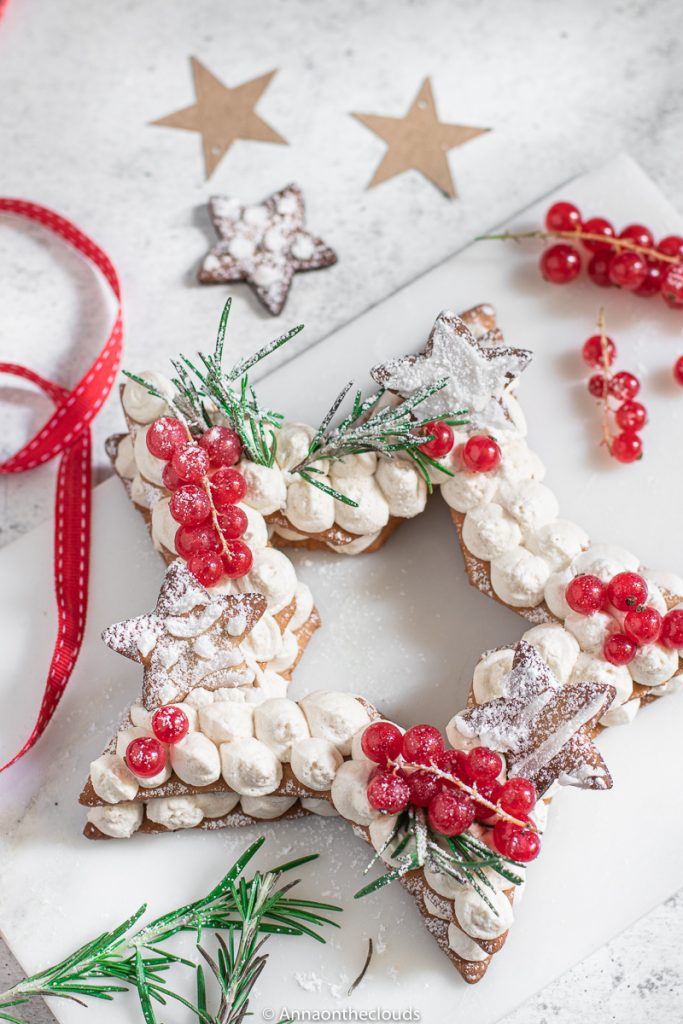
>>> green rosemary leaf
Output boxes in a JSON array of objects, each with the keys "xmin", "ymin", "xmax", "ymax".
[
  {"xmin": 353, "ymin": 853, "xmax": 419, "ymax": 899},
  {"xmin": 133, "ymin": 948, "xmax": 156, "ymax": 1024},
  {"xmin": 299, "ymin": 470, "xmax": 359, "ymax": 507},
  {"xmin": 214, "ymin": 297, "xmax": 232, "ymax": 365}
]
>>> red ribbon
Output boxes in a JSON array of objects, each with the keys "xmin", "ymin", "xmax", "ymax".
[{"xmin": 0, "ymin": 200, "xmax": 123, "ymax": 770}]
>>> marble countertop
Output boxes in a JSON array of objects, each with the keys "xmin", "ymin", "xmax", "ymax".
[{"xmin": 1, "ymin": 0, "xmax": 682, "ymax": 1020}]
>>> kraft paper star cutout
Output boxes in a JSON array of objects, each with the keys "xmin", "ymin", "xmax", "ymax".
[
  {"xmin": 152, "ymin": 57, "xmax": 287, "ymax": 179},
  {"xmin": 371, "ymin": 311, "xmax": 532, "ymax": 432},
  {"xmin": 352, "ymin": 78, "xmax": 489, "ymax": 198}
]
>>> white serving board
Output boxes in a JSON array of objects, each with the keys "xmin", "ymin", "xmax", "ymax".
[{"xmin": 2, "ymin": 155, "xmax": 683, "ymax": 1024}]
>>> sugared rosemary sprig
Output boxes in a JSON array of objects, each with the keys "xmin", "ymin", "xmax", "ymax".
[{"xmin": 0, "ymin": 838, "xmax": 340, "ymax": 1024}]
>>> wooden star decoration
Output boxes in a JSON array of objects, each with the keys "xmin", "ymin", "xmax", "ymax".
[
  {"xmin": 152, "ymin": 57, "xmax": 287, "ymax": 179},
  {"xmin": 352, "ymin": 77, "xmax": 489, "ymax": 198}
]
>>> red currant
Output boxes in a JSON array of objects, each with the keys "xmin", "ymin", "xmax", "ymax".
[
  {"xmin": 419, "ymin": 420, "xmax": 454, "ymax": 459},
  {"xmin": 674, "ymin": 355, "xmax": 683, "ymax": 387},
  {"xmin": 401, "ymin": 724, "xmax": 444, "ymax": 766},
  {"xmin": 222, "ymin": 541, "xmax": 253, "ymax": 580},
  {"xmin": 216, "ymin": 505, "xmax": 248, "ymax": 540},
  {"xmin": 162, "ymin": 462, "xmax": 183, "ymax": 492},
  {"xmin": 635, "ymin": 262, "xmax": 663, "ymax": 298},
  {"xmin": 661, "ymin": 265, "xmax": 683, "ymax": 308},
  {"xmin": 540, "ymin": 244, "xmax": 581, "ymax": 284},
  {"xmin": 146, "ymin": 417, "xmax": 187, "ymax": 461},
  {"xmin": 582, "ymin": 334, "xmax": 616, "ymax": 368},
  {"xmin": 607, "ymin": 572, "xmax": 648, "ymax": 611},
  {"xmin": 407, "ymin": 768, "xmax": 441, "ymax": 807},
  {"xmin": 609, "ymin": 371, "xmax": 640, "ymax": 401},
  {"xmin": 545, "ymin": 201, "xmax": 581, "ymax": 233},
  {"xmin": 466, "ymin": 746, "xmax": 503, "ymax": 783},
  {"xmin": 499, "ymin": 777, "xmax": 537, "ymax": 816},
  {"xmin": 175, "ymin": 522, "xmax": 221, "ymax": 559},
  {"xmin": 367, "ymin": 769, "xmax": 410, "ymax": 813},
  {"xmin": 361, "ymin": 721, "xmax": 403, "ymax": 765},
  {"xmin": 462, "ymin": 435, "xmax": 501, "ymax": 474},
  {"xmin": 582, "ymin": 217, "xmax": 615, "ymax": 253},
  {"xmin": 188, "ymin": 550, "xmax": 224, "ymax": 587},
  {"xmin": 603, "ymin": 633, "xmax": 636, "ymax": 666},
  {"xmin": 623, "ymin": 606, "xmax": 662, "ymax": 645},
  {"xmin": 151, "ymin": 705, "xmax": 190, "ymax": 744},
  {"xmin": 588, "ymin": 374, "xmax": 607, "ymax": 399},
  {"xmin": 492, "ymin": 820, "xmax": 540, "ymax": 862},
  {"xmin": 615, "ymin": 400, "xmax": 647, "ymax": 432},
  {"xmin": 199, "ymin": 425, "xmax": 242, "ymax": 467},
  {"xmin": 169, "ymin": 484, "xmax": 211, "ymax": 526},
  {"xmin": 427, "ymin": 790, "xmax": 476, "ymax": 837},
  {"xmin": 619, "ymin": 223, "xmax": 654, "ymax": 249},
  {"xmin": 434, "ymin": 749, "xmax": 470, "ymax": 782},
  {"xmin": 587, "ymin": 254, "xmax": 612, "ymax": 288},
  {"xmin": 472, "ymin": 779, "xmax": 503, "ymax": 821},
  {"xmin": 657, "ymin": 235, "xmax": 683, "ymax": 259},
  {"xmin": 211, "ymin": 467, "xmax": 247, "ymax": 508},
  {"xmin": 660, "ymin": 610, "xmax": 683, "ymax": 649},
  {"xmin": 565, "ymin": 574, "xmax": 606, "ymax": 614},
  {"xmin": 125, "ymin": 736, "xmax": 167, "ymax": 778},
  {"xmin": 611, "ymin": 431, "xmax": 642, "ymax": 464},
  {"xmin": 171, "ymin": 444, "xmax": 209, "ymax": 484},
  {"xmin": 608, "ymin": 252, "xmax": 647, "ymax": 291}
]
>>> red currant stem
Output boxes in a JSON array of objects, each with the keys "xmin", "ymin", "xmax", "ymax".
[
  {"xmin": 477, "ymin": 229, "xmax": 680, "ymax": 264},
  {"xmin": 394, "ymin": 757, "xmax": 539, "ymax": 833},
  {"xmin": 179, "ymin": 423, "xmax": 234, "ymax": 560},
  {"xmin": 597, "ymin": 308, "xmax": 615, "ymax": 455}
]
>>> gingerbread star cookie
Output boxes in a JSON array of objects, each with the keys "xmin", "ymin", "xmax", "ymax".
[
  {"xmin": 102, "ymin": 560, "xmax": 267, "ymax": 710},
  {"xmin": 371, "ymin": 311, "xmax": 532, "ymax": 432},
  {"xmin": 197, "ymin": 183, "xmax": 337, "ymax": 315}
]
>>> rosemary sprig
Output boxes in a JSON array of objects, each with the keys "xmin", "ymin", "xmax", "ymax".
[{"xmin": 0, "ymin": 838, "xmax": 341, "ymax": 1024}]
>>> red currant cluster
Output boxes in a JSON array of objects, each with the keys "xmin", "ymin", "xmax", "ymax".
[
  {"xmin": 565, "ymin": 571, "xmax": 683, "ymax": 666},
  {"xmin": 146, "ymin": 417, "xmax": 253, "ymax": 587},
  {"xmin": 418, "ymin": 421, "xmax": 502, "ymax": 474},
  {"xmin": 361, "ymin": 721, "xmax": 540, "ymax": 863},
  {"xmin": 124, "ymin": 705, "xmax": 189, "ymax": 778},
  {"xmin": 582, "ymin": 330, "xmax": 645, "ymax": 464},
  {"xmin": 539, "ymin": 202, "xmax": 683, "ymax": 307}
]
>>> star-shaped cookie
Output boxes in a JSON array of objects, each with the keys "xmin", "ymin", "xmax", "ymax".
[
  {"xmin": 198, "ymin": 183, "xmax": 337, "ymax": 316},
  {"xmin": 454, "ymin": 641, "xmax": 615, "ymax": 796},
  {"xmin": 371, "ymin": 311, "xmax": 532, "ymax": 432},
  {"xmin": 102, "ymin": 561, "xmax": 267, "ymax": 710}
]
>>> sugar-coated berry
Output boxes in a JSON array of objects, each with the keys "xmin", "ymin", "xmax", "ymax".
[
  {"xmin": 661, "ymin": 265, "xmax": 683, "ymax": 308},
  {"xmin": 581, "ymin": 217, "xmax": 615, "ymax": 253},
  {"xmin": 492, "ymin": 820, "xmax": 541, "ymax": 862},
  {"xmin": 565, "ymin": 574, "xmax": 606, "ymax": 614},
  {"xmin": 175, "ymin": 522, "xmax": 221, "ymax": 559},
  {"xmin": 217, "ymin": 505, "xmax": 248, "ymax": 540},
  {"xmin": 419, "ymin": 420, "xmax": 454, "ymax": 459},
  {"xmin": 657, "ymin": 235, "xmax": 683, "ymax": 259},
  {"xmin": 146, "ymin": 417, "xmax": 187, "ymax": 460},
  {"xmin": 623, "ymin": 606, "xmax": 662, "ymax": 645},
  {"xmin": 588, "ymin": 374, "xmax": 607, "ymax": 399},
  {"xmin": 466, "ymin": 746, "xmax": 503, "ymax": 783},
  {"xmin": 199, "ymin": 425, "xmax": 242, "ymax": 467},
  {"xmin": 462, "ymin": 435, "xmax": 502, "ymax": 474},
  {"xmin": 367, "ymin": 769, "xmax": 410, "ymax": 813},
  {"xmin": 635, "ymin": 262, "xmax": 663, "ymax": 298},
  {"xmin": 582, "ymin": 334, "xmax": 616, "ymax": 368},
  {"xmin": 171, "ymin": 443, "xmax": 209, "ymax": 484},
  {"xmin": 435, "ymin": 748, "xmax": 470, "ymax": 782},
  {"xmin": 169, "ymin": 484, "xmax": 212, "ymax": 526},
  {"xmin": 125, "ymin": 736, "xmax": 167, "ymax": 778},
  {"xmin": 162, "ymin": 461, "xmax": 183, "ymax": 492},
  {"xmin": 472, "ymin": 779, "xmax": 503, "ymax": 821},
  {"xmin": 361, "ymin": 721, "xmax": 403, "ymax": 765},
  {"xmin": 407, "ymin": 768, "xmax": 441, "ymax": 807},
  {"xmin": 609, "ymin": 371, "xmax": 640, "ymax": 401},
  {"xmin": 427, "ymin": 790, "xmax": 476, "ymax": 837},
  {"xmin": 619, "ymin": 223, "xmax": 654, "ymax": 249},
  {"xmin": 152, "ymin": 705, "xmax": 190, "ymax": 744},
  {"xmin": 188, "ymin": 550, "xmax": 224, "ymax": 587},
  {"xmin": 210, "ymin": 467, "xmax": 247, "ymax": 508},
  {"xmin": 603, "ymin": 633, "xmax": 637, "ymax": 666},
  {"xmin": 587, "ymin": 254, "xmax": 612, "ymax": 288},
  {"xmin": 674, "ymin": 355, "xmax": 683, "ymax": 387},
  {"xmin": 499, "ymin": 777, "xmax": 537, "ymax": 816},
  {"xmin": 611, "ymin": 431, "xmax": 643, "ymax": 464},
  {"xmin": 540, "ymin": 243, "xmax": 581, "ymax": 284},
  {"xmin": 545, "ymin": 201, "xmax": 582, "ymax": 233},
  {"xmin": 660, "ymin": 610, "xmax": 683, "ymax": 649},
  {"xmin": 607, "ymin": 572, "xmax": 648, "ymax": 611},
  {"xmin": 608, "ymin": 251, "xmax": 647, "ymax": 291},
  {"xmin": 615, "ymin": 400, "xmax": 647, "ymax": 432},
  {"xmin": 401, "ymin": 724, "xmax": 444, "ymax": 766},
  {"xmin": 222, "ymin": 541, "xmax": 253, "ymax": 580}
]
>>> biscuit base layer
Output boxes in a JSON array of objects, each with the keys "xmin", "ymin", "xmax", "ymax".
[{"xmin": 267, "ymin": 511, "xmax": 405, "ymax": 554}]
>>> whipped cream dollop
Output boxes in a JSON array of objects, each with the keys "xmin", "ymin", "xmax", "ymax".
[
  {"xmin": 521, "ymin": 623, "xmax": 579, "ymax": 685},
  {"xmin": 275, "ymin": 422, "xmax": 316, "ymax": 472},
  {"xmin": 329, "ymin": 452, "xmax": 377, "ymax": 479},
  {"xmin": 122, "ymin": 371, "xmax": 174, "ymax": 423},
  {"xmin": 87, "ymin": 801, "xmax": 143, "ymax": 838},
  {"xmin": 333, "ymin": 477, "xmax": 390, "ymax": 535},
  {"xmin": 151, "ymin": 498, "xmax": 178, "ymax": 555},
  {"xmin": 285, "ymin": 478, "xmax": 335, "ymax": 532},
  {"xmin": 198, "ymin": 702, "xmax": 255, "ymax": 743},
  {"xmin": 240, "ymin": 461, "xmax": 286, "ymax": 514},
  {"xmin": 133, "ymin": 426, "xmax": 167, "ymax": 487},
  {"xmin": 240, "ymin": 795, "xmax": 297, "ymax": 819},
  {"xmin": 114, "ymin": 435, "xmax": 136, "ymax": 479},
  {"xmin": 453, "ymin": 886, "xmax": 513, "ymax": 940},
  {"xmin": 569, "ymin": 653, "xmax": 633, "ymax": 706},
  {"xmin": 170, "ymin": 732, "xmax": 221, "ymax": 787},
  {"xmin": 241, "ymin": 614, "xmax": 284, "ymax": 662},
  {"xmin": 497, "ymin": 479, "xmax": 559, "ymax": 535},
  {"xmin": 447, "ymin": 924, "xmax": 489, "ymax": 962},
  {"xmin": 299, "ymin": 691, "xmax": 372, "ymax": 755},
  {"xmin": 490, "ymin": 548, "xmax": 551, "ymax": 607},
  {"xmin": 290, "ymin": 737, "xmax": 343, "ymax": 790},
  {"xmin": 564, "ymin": 610, "xmax": 616, "ymax": 656},
  {"xmin": 527, "ymin": 519, "xmax": 589, "ymax": 571},
  {"xmin": 90, "ymin": 754, "xmax": 139, "ymax": 803},
  {"xmin": 195, "ymin": 792, "xmax": 240, "ymax": 817},
  {"xmin": 375, "ymin": 457, "xmax": 427, "ymax": 519},
  {"xmin": 462, "ymin": 503, "xmax": 522, "ymax": 562},
  {"xmin": 238, "ymin": 548, "xmax": 297, "ymax": 614},
  {"xmin": 300, "ymin": 796, "xmax": 339, "ymax": 816},
  {"xmin": 220, "ymin": 737, "xmax": 283, "ymax": 795},
  {"xmin": 146, "ymin": 795, "xmax": 204, "ymax": 830},
  {"xmin": 253, "ymin": 697, "xmax": 310, "ymax": 760},
  {"xmin": 368, "ymin": 814, "xmax": 416, "ymax": 867},
  {"xmin": 440, "ymin": 470, "xmax": 498, "ymax": 514},
  {"xmin": 329, "ymin": 759, "xmax": 377, "ymax": 825},
  {"xmin": 471, "ymin": 649, "xmax": 515, "ymax": 704}
]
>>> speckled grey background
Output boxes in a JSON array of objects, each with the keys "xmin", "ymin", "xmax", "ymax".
[{"xmin": 1, "ymin": 0, "xmax": 683, "ymax": 1020}]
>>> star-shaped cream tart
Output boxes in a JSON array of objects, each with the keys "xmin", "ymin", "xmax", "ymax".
[
  {"xmin": 353, "ymin": 77, "xmax": 490, "ymax": 198},
  {"xmin": 371, "ymin": 311, "xmax": 532, "ymax": 432},
  {"xmin": 152, "ymin": 58, "xmax": 287, "ymax": 179},
  {"xmin": 102, "ymin": 561, "xmax": 267, "ymax": 711},
  {"xmin": 198, "ymin": 183, "xmax": 337, "ymax": 315}
]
